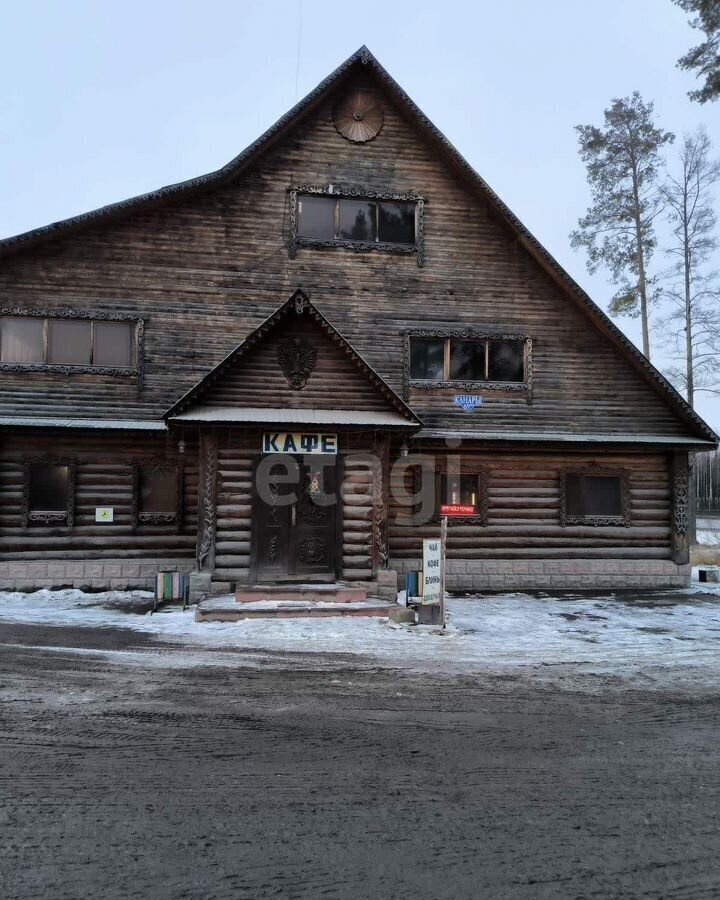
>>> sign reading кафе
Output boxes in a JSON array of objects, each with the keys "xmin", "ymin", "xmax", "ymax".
[{"xmin": 262, "ymin": 432, "xmax": 338, "ymax": 454}]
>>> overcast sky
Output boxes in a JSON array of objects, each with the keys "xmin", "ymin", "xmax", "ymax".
[{"xmin": 2, "ymin": 0, "xmax": 720, "ymax": 428}]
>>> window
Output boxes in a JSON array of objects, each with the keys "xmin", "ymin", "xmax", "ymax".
[
  {"xmin": 0, "ymin": 315, "xmax": 136, "ymax": 369},
  {"xmin": 291, "ymin": 188, "xmax": 424, "ymax": 264},
  {"xmin": 132, "ymin": 463, "xmax": 182, "ymax": 528},
  {"xmin": 439, "ymin": 472, "xmax": 481, "ymax": 515},
  {"xmin": 408, "ymin": 335, "xmax": 528, "ymax": 384},
  {"xmin": 297, "ymin": 194, "xmax": 416, "ymax": 245},
  {"xmin": 561, "ymin": 471, "xmax": 629, "ymax": 525},
  {"xmin": 23, "ymin": 460, "xmax": 75, "ymax": 526},
  {"xmin": 401, "ymin": 462, "xmax": 487, "ymax": 524}
]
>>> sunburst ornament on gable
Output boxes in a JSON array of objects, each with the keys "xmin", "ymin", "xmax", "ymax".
[{"xmin": 333, "ymin": 91, "xmax": 384, "ymax": 143}]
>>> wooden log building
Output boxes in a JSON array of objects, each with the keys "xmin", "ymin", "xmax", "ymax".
[{"xmin": 0, "ymin": 47, "xmax": 716, "ymax": 594}]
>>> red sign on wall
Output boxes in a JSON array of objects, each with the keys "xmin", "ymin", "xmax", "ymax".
[{"xmin": 439, "ymin": 504, "xmax": 477, "ymax": 516}]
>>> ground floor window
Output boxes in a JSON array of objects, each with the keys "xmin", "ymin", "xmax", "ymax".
[
  {"xmin": 132, "ymin": 463, "xmax": 183, "ymax": 528},
  {"xmin": 561, "ymin": 470, "xmax": 629, "ymax": 526},
  {"xmin": 23, "ymin": 460, "xmax": 75, "ymax": 526}
]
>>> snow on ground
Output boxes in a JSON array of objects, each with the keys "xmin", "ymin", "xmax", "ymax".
[
  {"xmin": 697, "ymin": 529, "xmax": 720, "ymax": 547},
  {"xmin": 2, "ymin": 585, "xmax": 720, "ymax": 688}
]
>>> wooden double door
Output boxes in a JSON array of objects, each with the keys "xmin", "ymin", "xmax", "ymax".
[{"xmin": 251, "ymin": 454, "xmax": 339, "ymax": 581}]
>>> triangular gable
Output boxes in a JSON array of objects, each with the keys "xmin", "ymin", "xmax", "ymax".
[
  {"xmin": 164, "ymin": 290, "xmax": 420, "ymax": 427},
  {"xmin": 0, "ymin": 46, "xmax": 716, "ymax": 444}
]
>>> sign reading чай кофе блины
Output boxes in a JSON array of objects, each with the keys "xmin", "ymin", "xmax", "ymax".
[{"xmin": 262, "ymin": 432, "xmax": 338, "ymax": 454}]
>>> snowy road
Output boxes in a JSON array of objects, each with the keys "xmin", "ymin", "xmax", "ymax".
[{"xmin": 2, "ymin": 588, "xmax": 720, "ymax": 898}]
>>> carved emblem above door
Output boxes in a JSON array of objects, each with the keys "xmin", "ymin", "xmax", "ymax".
[{"xmin": 277, "ymin": 337, "xmax": 317, "ymax": 389}]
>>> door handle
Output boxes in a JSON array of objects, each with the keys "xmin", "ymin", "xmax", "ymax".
[{"xmin": 291, "ymin": 503, "xmax": 296, "ymax": 527}]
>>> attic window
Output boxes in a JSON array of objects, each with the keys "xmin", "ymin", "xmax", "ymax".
[{"xmin": 289, "ymin": 187, "xmax": 425, "ymax": 266}]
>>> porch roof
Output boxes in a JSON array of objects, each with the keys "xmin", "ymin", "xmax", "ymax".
[{"xmin": 168, "ymin": 406, "xmax": 417, "ymax": 428}]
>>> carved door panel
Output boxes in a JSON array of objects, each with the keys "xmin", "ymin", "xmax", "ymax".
[
  {"xmin": 254, "ymin": 457, "xmax": 293, "ymax": 580},
  {"xmin": 289, "ymin": 457, "xmax": 337, "ymax": 579},
  {"xmin": 253, "ymin": 455, "xmax": 338, "ymax": 581}
]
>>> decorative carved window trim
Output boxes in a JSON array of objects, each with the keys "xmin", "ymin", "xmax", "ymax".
[
  {"xmin": 288, "ymin": 185, "xmax": 425, "ymax": 266},
  {"xmin": 0, "ymin": 306, "xmax": 145, "ymax": 389},
  {"xmin": 402, "ymin": 329, "xmax": 533, "ymax": 400},
  {"xmin": 559, "ymin": 467, "xmax": 631, "ymax": 527},
  {"xmin": 407, "ymin": 459, "xmax": 489, "ymax": 527},
  {"xmin": 131, "ymin": 460, "xmax": 184, "ymax": 531},
  {"xmin": 22, "ymin": 457, "xmax": 76, "ymax": 528}
]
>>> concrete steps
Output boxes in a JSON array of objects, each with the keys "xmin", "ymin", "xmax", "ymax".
[
  {"xmin": 235, "ymin": 583, "xmax": 368, "ymax": 604},
  {"xmin": 196, "ymin": 597, "xmax": 394, "ymax": 622}
]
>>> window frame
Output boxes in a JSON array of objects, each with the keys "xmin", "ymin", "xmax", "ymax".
[
  {"xmin": 405, "ymin": 460, "xmax": 488, "ymax": 526},
  {"xmin": 289, "ymin": 185, "xmax": 425, "ymax": 266},
  {"xmin": 131, "ymin": 460, "xmax": 184, "ymax": 531},
  {"xmin": 403, "ymin": 329, "xmax": 533, "ymax": 398},
  {"xmin": 0, "ymin": 307, "xmax": 145, "ymax": 388},
  {"xmin": 22, "ymin": 457, "xmax": 76, "ymax": 527},
  {"xmin": 560, "ymin": 468, "xmax": 631, "ymax": 527}
]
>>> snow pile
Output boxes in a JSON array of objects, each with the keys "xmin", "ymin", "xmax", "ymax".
[
  {"xmin": 1, "ymin": 586, "xmax": 720, "ymax": 688},
  {"xmin": 697, "ymin": 529, "xmax": 720, "ymax": 547}
]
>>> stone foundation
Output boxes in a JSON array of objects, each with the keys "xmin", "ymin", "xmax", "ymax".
[
  {"xmin": 390, "ymin": 558, "xmax": 691, "ymax": 591},
  {"xmin": 0, "ymin": 559, "xmax": 194, "ymax": 592}
]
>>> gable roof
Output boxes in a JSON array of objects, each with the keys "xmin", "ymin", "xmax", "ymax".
[
  {"xmin": 0, "ymin": 46, "xmax": 716, "ymax": 444},
  {"xmin": 164, "ymin": 289, "xmax": 420, "ymax": 427}
]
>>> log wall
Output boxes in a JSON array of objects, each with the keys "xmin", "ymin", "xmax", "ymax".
[
  {"xmin": 0, "ymin": 431, "xmax": 198, "ymax": 566},
  {"xmin": 0, "ymin": 70, "xmax": 696, "ymax": 441},
  {"xmin": 389, "ymin": 447, "xmax": 674, "ymax": 561}
]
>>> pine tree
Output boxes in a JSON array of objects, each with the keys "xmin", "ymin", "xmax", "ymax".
[
  {"xmin": 674, "ymin": 0, "xmax": 720, "ymax": 103},
  {"xmin": 658, "ymin": 128, "xmax": 720, "ymax": 407},
  {"xmin": 571, "ymin": 93, "xmax": 674, "ymax": 358}
]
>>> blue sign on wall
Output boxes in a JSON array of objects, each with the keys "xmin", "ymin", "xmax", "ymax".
[{"xmin": 454, "ymin": 394, "xmax": 483, "ymax": 411}]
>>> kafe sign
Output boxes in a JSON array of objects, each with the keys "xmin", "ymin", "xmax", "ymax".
[{"xmin": 262, "ymin": 432, "xmax": 338, "ymax": 454}]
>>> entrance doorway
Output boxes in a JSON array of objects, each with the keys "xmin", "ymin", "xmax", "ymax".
[{"xmin": 251, "ymin": 454, "xmax": 340, "ymax": 581}]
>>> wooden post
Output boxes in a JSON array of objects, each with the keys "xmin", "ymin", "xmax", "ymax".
[
  {"xmin": 371, "ymin": 432, "xmax": 390, "ymax": 576},
  {"xmin": 439, "ymin": 515, "xmax": 447, "ymax": 630},
  {"xmin": 671, "ymin": 450, "xmax": 690, "ymax": 566},
  {"xmin": 196, "ymin": 429, "xmax": 218, "ymax": 572}
]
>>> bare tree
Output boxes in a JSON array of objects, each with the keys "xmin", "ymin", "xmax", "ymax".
[
  {"xmin": 658, "ymin": 128, "xmax": 720, "ymax": 407},
  {"xmin": 571, "ymin": 93, "xmax": 674, "ymax": 359}
]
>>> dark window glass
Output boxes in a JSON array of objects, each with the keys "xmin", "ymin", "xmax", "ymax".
[
  {"xmin": 410, "ymin": 338, "xmax": 445, "ymax": 380},
  {"xmin": 337, "ymin": 199, "xmax": 376, "ymax": 241},
  {"xmin": 583, "ymin": 476, "xmax": 622, "ymax": 517},
  {"xmin": 488, "ymin": 340, "xmax": 525, "ymax": 382},
  {"xmin": 565, "ymin": 474, "xmax": 583, "ymax": 517},
  {"xmin": 0, "ymin": 317, "xmax": 44, "ymax": 363},
  {"xmin": 297, "ymin": 195, "xmax": 336, "ymax": 239},
  {"xmin": 140, "ymin": 467, "xmax": 177, "ymax": 513},
  {"xmin": 449, "ymin": 340, "xmax": 486, "ymax": 380},
  {"xmin": 440, "ymin": 473, "xmax": 479, "ymax": 508},
  {"xmin": 93, "ymin": 322, "xmax": 134, "ymax": 367},
  {"xmin": 378, "ymin": 201, "xmax": 415, "ymax": 244},
  {"xmin": 29, "ymin": 464, "xmax": 68, "ymax": 511},
  {"xmin": 48, "ymin": 319, "xmax": 91, "ymax": 365}
]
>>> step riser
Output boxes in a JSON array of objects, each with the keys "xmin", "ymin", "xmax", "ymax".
[
  {"xmin": 235, "ymin": 587, "xmax": 367, "ymax": 604},
  {"xmin": 196, "ymin": 606, "xmax": 394, "ymax": 622}
]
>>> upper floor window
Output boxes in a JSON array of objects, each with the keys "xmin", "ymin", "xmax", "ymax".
[
  {"xmin": 297, "ymin": 195, "xmax": 416, "ymax": 245},
  {"xmin": 409, "ymin": 336, "xmax": 527, "ymax": 384},
  {"xmin": 0, "ymin": 316, "xmax": 135, "ymax": 367},
  {"xmin": 289, "ymin": 187, "xmax": 425, "ymax": 266},
  {"xmin": 0, "ymin": 310, "xmax": 144, "ymax": 386}
]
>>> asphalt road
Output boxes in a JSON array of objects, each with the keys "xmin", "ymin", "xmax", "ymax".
[{"xmin": 1, "ymin": 621, "xmax": 719, "ymax": 900}]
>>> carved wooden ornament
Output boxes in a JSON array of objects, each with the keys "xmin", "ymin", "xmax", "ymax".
[
  {"xmin": 277, "ymin": 337, "xmax": 317, "ymax": 390},
  {"xmin": 333, "ymin": 91, "xmax": 384, "ymax": 142}
]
